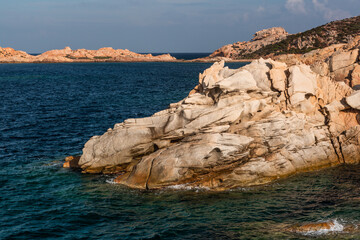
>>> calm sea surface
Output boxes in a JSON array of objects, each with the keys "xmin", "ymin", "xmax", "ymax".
[{"xmin": 1, "ymin": 61, "xmax": 360, "ymax": 239}]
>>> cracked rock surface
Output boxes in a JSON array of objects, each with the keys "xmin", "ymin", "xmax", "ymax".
[{"xmin": 78, "ymin": 57, "xmax": 360, "ymax": 190}]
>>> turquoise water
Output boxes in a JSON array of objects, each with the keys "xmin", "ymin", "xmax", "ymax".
[{"xmin": 1, "ymin": 62, "xmax": 360, "ymax": 239}]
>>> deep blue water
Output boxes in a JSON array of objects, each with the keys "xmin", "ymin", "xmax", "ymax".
[{"xmin": 1, "ymin": 62, "xmax": 360, "ymax": 239}]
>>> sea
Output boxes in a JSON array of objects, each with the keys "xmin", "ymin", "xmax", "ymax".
[{"xmin": 1, "ymin": 56, "xmax": 360, "ymax": 239}]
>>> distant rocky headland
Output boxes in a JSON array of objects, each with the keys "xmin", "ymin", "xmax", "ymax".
[
  {"xmin": 65, "ymin": 32, "xmax": 360, "ymax": 190},
  {"xmin": 0, "ymin": 46, "xmax": 176, "ymax": 63},
  {"xmin": 202, "ymin": 15, "xmax": 360, "ymax": 61}
]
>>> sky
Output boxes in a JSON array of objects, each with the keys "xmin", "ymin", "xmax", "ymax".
[{"xmin": 0, "ymin": 0, "xmax": 359, "ymax": 53}]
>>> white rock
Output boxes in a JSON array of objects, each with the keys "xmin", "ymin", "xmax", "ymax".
[
  {"xmin": 288, "ymin": 64, "xmax": 317, "ymax": 105},
  {"xmin": 346, "ymin": 90, "xmax": 360, "ymax": 110},
  {"xmin": 77, "ymin": 59, "xmax": 360, "ymax": 190}
]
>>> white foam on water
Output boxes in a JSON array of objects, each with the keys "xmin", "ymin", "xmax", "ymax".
[
  {"xmin": 105, "ymin": 177, "xmax": 117, "ymax": 184},
  {"xmin": 302, "ymin": 219, "xmax": 344, "ymax": 236},
  {"xmin": 166, "ymin": 184, "xmax": 210, "ymax": 191}
]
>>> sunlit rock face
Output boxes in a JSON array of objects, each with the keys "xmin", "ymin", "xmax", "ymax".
[
  {"xmin": 76, "ymin": 53, "xmax": 360, "ymax": 190},
  {"xmin": 209, "ymin": 27, "xmax": 289, "ymax": 59},
  {"xmin": 0, "ymin": 46, "xmax": 176, "ymax": 63}
]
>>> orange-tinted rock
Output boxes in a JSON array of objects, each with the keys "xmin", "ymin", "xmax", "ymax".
[
  {"xmin": 63, "ymin": 156, "xmax": 80, "ymax": 169},
  {"xmin": 286, "ymin": 221, "xmax": 343, "ymax": 233},
  {"xmin": 0, "ymin": 46, "xmax": 176, "ymax": 63},
  {"xmin": 0, "ymin": 47, "xmax": 35, "ymax": 63},
  {"xmin": 286, "ymin": 220, "xmax": 360, "ymax": 234},
  {"xmin": 208, "ymin": 27, "xmax": 288, "ymax": 59},
  {"xmin": 65, "ymin": 156, "xmax": 75, "ymax": 162},
  {"xmin": 63, "ymin": 161, "xmax": 70, "ymax": 168},
  {"xmin": 351, "ymin": 64, "xmax": 360, "ymax": 87}
]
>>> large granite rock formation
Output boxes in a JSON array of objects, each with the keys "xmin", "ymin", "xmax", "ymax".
[
  {"xmin": 0, "ymin": 46, "xmax": 176, "ymax": 63},
  {"xmin": 77, "ymin": 53, "xmax": 360, "ymax": 190}
]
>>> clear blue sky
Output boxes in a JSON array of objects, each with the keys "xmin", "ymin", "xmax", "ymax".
[{"xmin": 0, "ymin": 0, "xmax": 359, "ymax": 53}]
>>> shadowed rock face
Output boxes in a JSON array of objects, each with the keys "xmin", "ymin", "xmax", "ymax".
[{"xmin": 77, "ymin": 50, "xmax": 360, "ymax": 190}]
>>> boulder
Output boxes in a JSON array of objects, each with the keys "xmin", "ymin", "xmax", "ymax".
[
  {"xmin": 269, "ymin": 65, "xmax": 287, "ymax": 92},
  {"xmin": 351, "ymin": 64, "xmax": 360, "ymax": 88},
  {"xmin": 329, "ymin": 49, "xmax": 359, "ymax": 72},
  {"xmin": 311, "ymin": 61, "xmax": 329, "ymax": 76},
  {"xmin": 63, "ymin": 156, "xmax": 80, "ymax": 169},
  {"xmin": 346, "ymin": 91, "xmax": 360, "ymax": 110},
  {"xmin": 252, "ymin": 27, "xmax": 288, "ymax": 41}
]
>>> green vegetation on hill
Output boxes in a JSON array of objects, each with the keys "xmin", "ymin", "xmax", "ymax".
[{"xmin": 238, "ymin": 15, "xmax": 360, "ymax": 59}]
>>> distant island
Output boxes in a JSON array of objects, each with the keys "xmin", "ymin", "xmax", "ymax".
[{"xmin": 0, "ymin": 46, "xmax": 176, "ymax": 63}]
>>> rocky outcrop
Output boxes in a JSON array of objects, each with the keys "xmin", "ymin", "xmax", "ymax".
[
  {"xmin": 206, "ymin": 27, "xmax": 288, "ymax": 60},
  {"xmin": 273, "ymin": 36, "xmax": 360, "ymax": 88},
  {"xmin": 0, "ymin": 46, "xmax": 176, "ymax": 63},
  {"xmin": 202, "ymin": 15, "xmax": 360, "ymax": 60},
  {"xmin": 76, "ymin": 54, "xmax": 360, "ymax": 190},
  {"xmin": 0, "ymin": 47, "xmax": 33, "ymax": 62},
  {"xmin": 63, "ymin": 156, "xmax": 80, "ymax": 169}
]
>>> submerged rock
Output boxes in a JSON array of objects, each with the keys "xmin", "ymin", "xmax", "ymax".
[
  {"xmin": 286, "ymin": 220, "xmax": 344, "ymax": 234},
  {"xmin": 76, "ymin": 55, "xmax": 360, "ymax": 190},
  {"xmin": 285, "ymin": 220, "xmax": 360, "ymax": 236}
]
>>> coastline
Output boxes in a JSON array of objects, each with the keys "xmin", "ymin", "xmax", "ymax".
[
  {"xmin": 68, "ymin": 37, "xmax": 360, "ymax": 190},
  {"xmin": 0, "ymin": 46, "xmax": 254, "ymax": 64},
  {"xmin": 0, "ymin": 57, "xmax": 255, "ymax": 64},
  {"xmin": 2, "ymin": 60, "xmax": 360, "ymax": 239}
]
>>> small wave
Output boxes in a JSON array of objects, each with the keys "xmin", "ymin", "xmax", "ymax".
[
  {"xmin": 105, "ymin": 177, "xmax": 117, "ymax": 184},
  {"xmin": 105, "ymin": 179, "xmax": 211, "ymax": 190},
  {"xmin": 166, "ymin": 184, "xmax": 210, "ymax": 191},
  {"xmin": 42, "ymin": 160, "xmax": 63, "ymax": 167}
]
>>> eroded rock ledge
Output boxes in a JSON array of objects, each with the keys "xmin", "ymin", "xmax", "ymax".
[{"xmin": 76, "ymin": 45, "xmax": 360, "ymax": 190}]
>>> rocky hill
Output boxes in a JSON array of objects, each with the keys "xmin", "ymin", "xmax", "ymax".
[
  {"xmin": 209, "ymin": 15, "xmax": 360, "ymax": 60},
  {"xmin": 0, "ymin": 46, "xmax": 176, "ymax": 63}
]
